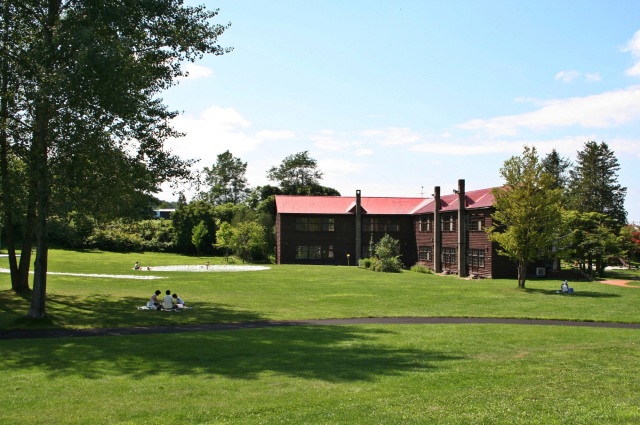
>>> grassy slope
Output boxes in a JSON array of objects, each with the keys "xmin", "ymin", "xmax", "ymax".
[{"xmin": 1, "ymin": 250, "xmax": 639, "ymax": 424}]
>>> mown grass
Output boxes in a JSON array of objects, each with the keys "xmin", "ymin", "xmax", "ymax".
[
  {"xmin": 2, "ymin": 249, "xmax": 640, "ymax": 330},
  {"xmin": 1, "ymin": 249, "xmax": 640, "ymax": 424}
]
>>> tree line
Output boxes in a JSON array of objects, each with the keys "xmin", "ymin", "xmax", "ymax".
[{"xmin": 488, "ymin": 141, "xmax": 634, "ymax": 288}]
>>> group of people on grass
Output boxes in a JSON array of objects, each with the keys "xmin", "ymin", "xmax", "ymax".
[{"xmin": 147, "ymin": 289, "xmax": 186, "ymax": 310}]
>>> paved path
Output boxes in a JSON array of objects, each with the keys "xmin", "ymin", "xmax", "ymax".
[{"xmin": 2, "ymin": 317, "xmax": 639, "ymax": 340}]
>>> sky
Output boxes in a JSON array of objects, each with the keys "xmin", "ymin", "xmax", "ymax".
[{"xmin": 161, "ymin": 0, "xmax": 640, "ymax": 223}]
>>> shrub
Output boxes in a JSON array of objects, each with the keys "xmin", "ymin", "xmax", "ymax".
[
  {"xmin": 371, "ymin": 256, "xmax": 404, "ymax": 273},
  {"xmin": 410, "ymin": 263, "xmax": 432, "ymax": 274},
  {"xmin": 359, "ymin": 258, "xmax": 372, "ymax": 269}
]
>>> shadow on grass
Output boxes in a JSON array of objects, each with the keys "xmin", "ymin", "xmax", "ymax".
[
  {"xmin": 0, "ymin": 291, "xmax": 266, "ymax": 330},
  {"xmin": 524, "ymin": 288, "xmax": 620, "ymax": 298},
  {"xmin": 0, "ymin": 325, "xmax": 465, "ymax": 382}
]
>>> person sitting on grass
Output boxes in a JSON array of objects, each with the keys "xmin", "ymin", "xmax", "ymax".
[
  {"xmin": 561, "ymin": 280, "xmax": 574, "ymax": 294},
  {"xmin": 163, "ymin": 290, "xmax": 176, "ymax": 310},
  {"xmin": 172, "ymin": 293, "xmax": 186, "ymax": 308},
  {"xmin": 147, "ymin": 290, "xmax": 162, "ymax": 309}
]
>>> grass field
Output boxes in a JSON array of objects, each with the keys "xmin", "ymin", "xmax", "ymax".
[{"xmin": 1, "ymin": 250, "xmax": 639, "ymax": 424}]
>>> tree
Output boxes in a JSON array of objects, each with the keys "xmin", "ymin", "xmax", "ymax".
[
  {"xmin": 559, "ymin": 211, "xmax": 620, "ymax": 277},
  {"xmin": 541, "ymin": 149, "xmax": 571, "ymax": 191},
  {"xmin": 1, "ymin": 0, "xmax": 231, "ymax": 317},
  {"xmin": 215, "ymin": 220, "xmax": 234, "ymax": 261},
  {"xmin": 620, "ymin": 224, "xmax": 640, "ymax": 267},
  {"xmin": 229, "ymin": 221, "xmax": 266, "ymax": 263},
  {"xmin": 568, "ymin": 141, "xmax": 627, "ymax": 229},
  {"xmin": 200, "ymin": 150, "xmax": 249, "ymax": 205},
  {"xmin": 267, "ymin": 151, "xmax": 324, "ymax": 195},
  {"xmin": 488, "ymin": 146, "xmax": 563, "ymax": 288},
  {"xmin": 191, "ymin": 221, "xmax": 208, "ymax": 257}
]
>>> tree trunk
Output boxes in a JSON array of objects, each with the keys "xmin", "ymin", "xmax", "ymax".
[
  {"xmin": 28, "ymin": 101, "xmax": 51, "ymax": 319},
  {"xmin": 0, "ymin": 0, "xmax": 28, "ymax": 292},
  {"xmin": 517, "ymin": 259, "xmax": 527, "ymax": 288}
]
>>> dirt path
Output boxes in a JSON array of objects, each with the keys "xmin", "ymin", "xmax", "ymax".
[
  {"xmin": 599, "ymin": 279, "xmax": 640, "ymax": 288},
  {"xmin": 2, "ymin": 317, "xmax": 639, "ymax": 340}
]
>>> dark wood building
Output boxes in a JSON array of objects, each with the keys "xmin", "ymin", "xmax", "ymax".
[{"xmin": 275, "ymin": 179, "xmax": 518, "ymax": 278}]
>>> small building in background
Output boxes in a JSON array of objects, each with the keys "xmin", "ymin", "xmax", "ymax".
[{"xmin": 153, "ymin": 209, "xmax": 175, "ymax": 219}]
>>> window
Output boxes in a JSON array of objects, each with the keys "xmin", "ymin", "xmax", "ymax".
[
  {"xmin": 418, "ymin": 246, "xmax": 432, "ymax": 261},
  {"xmin": 441, "ymin": 247, "xmax": 456, "ymax": 264},
  {"xmin": 441, "ymin": 216, "xmax": 456, "ymax": 232},
  {"xmin": 295, "ymin": 245, "xmax": 334, "ymax": 260},
  {"xmin": 417, "ymin": 217, "xmax": 432, "ymax": 233},
  {"xmin": 295, "ymin": 217, "xmax": 335, "ymax": 232},
  {"xmin": 469, "ymin": 215, "xmax": 485, "ymax": 231},
  {"xmin": 469, "ymin": 248, "xmax": 485, "ymax": 267},
  {"xmin": 363, "ymin": 218, "xmax": 400, "ymax": 232}
]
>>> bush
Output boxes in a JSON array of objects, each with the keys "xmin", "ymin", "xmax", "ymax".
[
  {"xmin": 410, "ymin": 263, "xmax": 432, "ymax": 274},
  {"xmin": 359, "ymin": 258, "xmax": 372, "ymax": 269},
  {"xmin": 371, "ymin": 256, "xmax": 404, "ymax": 273}
]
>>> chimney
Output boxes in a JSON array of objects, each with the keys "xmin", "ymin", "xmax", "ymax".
[
  {"xmin": 355, "ymin": 190, "xmax": 362, "ymax": 262},
  {"xmin": 457, "ymin": 179, "xmax": 468, "ymax": 277},
  {"xmin": 433, "ymin": 186, "xmax": 442, "ymax": 273}
]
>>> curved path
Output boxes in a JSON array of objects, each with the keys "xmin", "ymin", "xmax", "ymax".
[{"xmin": 2, "ymin": 317, "xmax": 640, "ymax": 340}]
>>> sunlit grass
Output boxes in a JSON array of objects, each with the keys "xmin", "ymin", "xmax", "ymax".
[{"xmin": 2, "ymin": 250, "xmax": 640, "ymax": 423}]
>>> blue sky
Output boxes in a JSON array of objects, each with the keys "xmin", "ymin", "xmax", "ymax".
[{"xmin": 162, "ymin": 1, "xmax": 640, "ymax": 222}]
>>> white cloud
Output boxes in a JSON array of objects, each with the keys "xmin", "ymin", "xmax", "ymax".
[
  {"xmin": 622, "ymin": 30, "xmax": 640, "ymax": 76},
  {"xmin": 311, "ymin": 131, "xmax": 374, "ymax": 155},
  {"xmin": 361, "ymin": 127, "xmax": 422, "ymax": 146},
  {"xmin": 555, "ymin": 70, "xmax": 580, "ymax": 83},
  {"xmin": 255, "ymin": 130, "xmax": 296, "ymax": 140},
  {"xmin": 585, "ymin": 72, "xmax": 602, "ymax": 82},
  {"xmin": 167, "ymin": 106, "xmax": 260, "ymax": 168},
  {"xmin": 410, "ymin": 136, "xmax": 594, "ymax": 157},
  {"xmin": 459, "ymin": 86, "xmax": 640, "ymax": 136}
]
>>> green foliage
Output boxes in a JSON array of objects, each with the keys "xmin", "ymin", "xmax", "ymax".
[
  {"xmin": 171, "ymin": 201, "xmax": 218, "ymax": 254},
  {"xmin": 84, "ymin": 219, "xmax": 174, "ymax": 252},
  {"xmin": 199, "ymin": 150, "xmax": 250, "ymax": 205},
  {"xmin": 559, "ymin": 211, "xmax": 622, "ymax": 277},
  {"xmin": 568, "ymin": 141, "xmax": 627, "ymax": 229},
  {"xmin": 370, "ymin": 234, "xmax": 404, "ymax": 273},
  {"xmin": 488, "ymin": 145, "xmax": 563, "ymax": 288},
  {"xmin": 191, "ymin": 221, "xmax": 208, "ymax": 256},
  {"xmin": 229, "ymin": 221, "xmax": 267, "ymax": 263},
  {"xmin": 359, "ymin": 258, "xmax": 372, "ymax": 269},
  {"xmin": 410, "ymin": 263, "xmax": 432, "ymax": 273}
]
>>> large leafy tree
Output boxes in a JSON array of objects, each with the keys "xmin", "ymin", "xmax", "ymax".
[
  {"xmin": 568, "ymin": 141, "xmax": 627, "ymax": 229},
  {"xmin": 488, "ymin": 146, "xmax": 563, "ymax": 288},
  {"xmin": 267, "ymin": 151, "xmax": 324, "ymax": 195},
  {"xmin": 0, "ymin": 0, "xmax": 230, "ymax": 317},
  {"xmin": 200, "ymin": 150, "xmax": 249, "ymax": 205},
  {"xmin": 559, "ymin": 211, "xmax": 621, "ymax": 277}
]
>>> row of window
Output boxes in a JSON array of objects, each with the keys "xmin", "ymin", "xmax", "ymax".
[
  {"xmin": 295, "ymin": 245, "xmax": 335, "ymax": 260},
  {"xmin": 295, "ymin": 217, "xmax": 400, "ymax": 232},
  {"xmin": 417, "ymin": 246, "xmax": 486, "ymax": 267},
  {"xmin": 295, "ymin": 244, "xmax": 487, "ymax": 266},
  {"xmin": 416, "ymin": 216, "xmax": 485, "ymax": 232},
  {"xmin": 295, "ymin": 216, "xmax": 486, "ymax": 233}
]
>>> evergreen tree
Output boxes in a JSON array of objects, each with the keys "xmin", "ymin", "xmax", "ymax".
[
  {"xmin": 541, "ymin": 149, "xmax": 571, "ymax": 191},
  {"xmin": 568, "ymin": 141, "xmax": 627, "ymax": 229}
]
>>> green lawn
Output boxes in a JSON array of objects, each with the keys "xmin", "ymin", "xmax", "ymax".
[{"xmin": 1, "ymin": 250, "xmax": 639, "ymax": 424}]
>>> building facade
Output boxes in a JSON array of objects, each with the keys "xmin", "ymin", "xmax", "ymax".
[{"xmin": 275, "ymin": 179, "xmax": 517, "ymax": 278}]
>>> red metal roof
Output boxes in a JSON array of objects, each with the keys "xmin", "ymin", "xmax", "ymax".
[
  {"xmin": 276, "ymin": 187, "xmax": 496, "ymax": 215},
  {"xmin": 413, "ymin": 187, "xmax": 496, "ymax": 214}
]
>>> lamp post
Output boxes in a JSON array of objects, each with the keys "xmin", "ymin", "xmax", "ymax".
[{"xmin": 346, "ymin": 253, "xmax": 351, "ymax": 267}]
